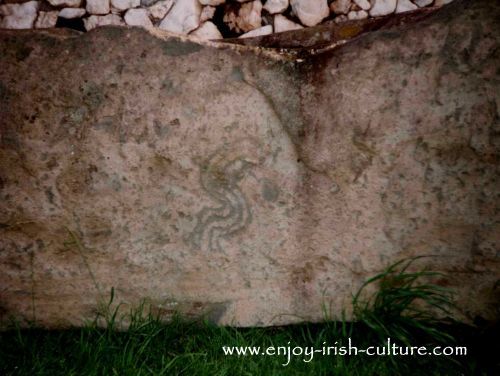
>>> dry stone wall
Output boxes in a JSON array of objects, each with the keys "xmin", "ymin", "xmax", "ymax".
[{"xmin": 0, "ymin": 0, "xmax": 454, "ymax": 39}]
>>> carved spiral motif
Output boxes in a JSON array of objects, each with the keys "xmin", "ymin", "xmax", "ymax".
[{"xmin": 190, "ymin": 138, "xmax": 264, "ymax": 252}]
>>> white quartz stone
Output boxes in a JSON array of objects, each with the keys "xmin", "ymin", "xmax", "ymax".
[
  {"xmin": 200, "ymin": 5, "xmax": 216, "ymax": 22},
  {"xmin": 290, "ymin": 0, "xmax": 329, "ymax": 27},
  {"xmin": 111, "ymin": 0, "xmax": 141, "ymax": 11},
  {"xmin": 124, "ymin": 8, "xmax": 153, "ymax": 27},
  {"xmin": 0, "ymin": 1, "xmax": 39, "ymax": 29},
  {"xmin": 159, "ymin": 0, "xmax": 202, "ymax": 34},
  {"xmin": 239, "ymin": 24, "xmax": 272, "ymax": 38},
  {"xmin": 86, "ymin": 0, "xmax": 110, "ymax": 15},
  {"xmin": 395, "ymin": 0, "xmax": 417, "ymax": 13},
  {"xmin": 353, "ymin": 0, "xmax": 371, "ymax": 11},
  {"xmin": 413, "ymin": 0, "xmax": 433, "ymax": 7},
  {"xmin": 274, "ymin": 14, "xmax": 303, "ymax": 33},
  {"xmin": 59, "ymin": 7, "xmax": 86, "ymax": 19},
  {"xmin": 330, "ymin": 0, "xmax": 351, "ymax": 15},
  {"xmin": 348, "ymin": 10, "xmax": 368, "ymax": 19},
  {"xmin": 84, "ymin": 14, "xmax": 124, "ymax": 30},
  {"xmin": 148, "ymin": 0, "xmax": 174, "ymax": 20},
  {"xmin": 190, "ymin": 21, "xmax": 223, "ymax": 39},
  {"xmin": 47, "ymin": 0, "xmax": 82, "ymax": 7},
  {"xmin": 263, "ymin": 0, "xmax": 289, "ymax": 14},
  {"xmin": 369, "ymin": 0, "xmax": 396, "ymax": 16}
]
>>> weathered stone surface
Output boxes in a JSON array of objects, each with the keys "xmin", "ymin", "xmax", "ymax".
[
  {"xmin": 223, "ymin": 0, "xmax": 262, "ymax": 33},
  {"xmin": 34, "ymin": 10, "xmax": 59, "ymax": 28},
  {"xmin": 0, "ymin": 0, "xmax": 498, "ymax": 328},
  {"xmin": 330, "ymin": 0, "xmax": 351, "ymax": 15}
]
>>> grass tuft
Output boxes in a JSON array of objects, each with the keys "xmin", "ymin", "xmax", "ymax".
[
  {"xmin": 352, "ymin": 257, "xmax": 457, "ymax": 346},
  {"xmin": 0, "ymin": 258, "xmax": 496, "ymax": 375}
]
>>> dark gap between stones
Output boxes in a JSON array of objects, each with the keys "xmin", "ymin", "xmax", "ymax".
[
  {"xmin": 212, "ymin": 4, "xmax": 238, "ymax": 39},
  {"xmin": 55, "ymin": 17, "xmax": 85, "ymax": 33}
]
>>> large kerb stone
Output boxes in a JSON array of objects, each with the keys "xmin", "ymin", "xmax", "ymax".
[{"xmin": 0, "ymin": 0, "xmax": 498, "ymax": 327}]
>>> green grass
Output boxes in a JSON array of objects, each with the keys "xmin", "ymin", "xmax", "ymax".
[
  {"xmin": 353, "ymin": 257, "xmax": 456, "ymax": 345},
  {"xmin": 0, "ymin": 258, "xmax": 497, "ymax": 375}
]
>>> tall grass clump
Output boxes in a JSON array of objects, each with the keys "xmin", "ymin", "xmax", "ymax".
[{"xmin": 352, "ymin": 256, "xmax": 457, "ymax": 346}]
